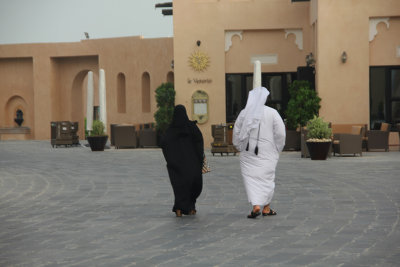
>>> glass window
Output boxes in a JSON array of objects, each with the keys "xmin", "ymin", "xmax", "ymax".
[
  {"xmin": 370, "ymin": 68, "xmax": 386, "ymax": 127},
  {"xmin": 226, "ymin": 75, "xmax": 243, "ymax": 122},
  {"xmin": 392, "ymin": 101, "xmax": 400, "ymax": 123},
  {"xmin": 370, "ymin": 66, "xmax": 400, "ymax": 127},
  {"xmin": 391, "ymin": 69, "xmax": 400, "ymax": 98},
  {"xmin": 226, "ymin": 72, "xmax": 295, "ymax": 122}
]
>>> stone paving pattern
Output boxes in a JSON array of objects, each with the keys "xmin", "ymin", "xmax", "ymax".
[{"xmin": 0, "ymin": 140, "xmax": 399, "ymax": 267}]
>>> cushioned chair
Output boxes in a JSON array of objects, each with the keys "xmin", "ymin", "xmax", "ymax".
[
  {"xmin": 138, "ymin": 128, "xmax": 158, "ymax": 148},
  {"xmin": 367, "ymin": 122, "xmax": 390, "ymax": 152},
  {"xmin": 333, "ymin": 126, "xmax": 363, "ymax": 156},
  {"xmin": 114, "ymin": 125, "xmax": 137, "ymax": 149}
]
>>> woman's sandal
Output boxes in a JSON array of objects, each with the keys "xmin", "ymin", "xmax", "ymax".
[
  {"xmin": 262, "ymin": 209, "xmax": 277, "ymax": 216},
  {"xmin": 247, "ymin": 210, "xmax": 261, "ymax": 219}
]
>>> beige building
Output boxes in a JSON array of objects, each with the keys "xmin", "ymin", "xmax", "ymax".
[
  {"xmin": 1, "ymin": 0, "xmax": 400, "ymax": 148},
  {"xmin": 0, "ymin": 37, "xmax": 174, "ymax": 140},
  {"xmin": 173, "ymin": 0, "xmax": 400, "ymax": 146}
]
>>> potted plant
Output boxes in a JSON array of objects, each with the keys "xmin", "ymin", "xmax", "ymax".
[
  {"xmin": 154, "ymin": 82, "xmax": 175, "ymax": 145},
  {"xmin": 87, "ymin": 120, "xmax": 108, "ymax": 151},
  {"xmin": 305, "ymin": 116, "xmax": 332, "ymax": 160},
  {"xmin": 284, "ymin": 80, "xmax": 321, "ymax": 151}
]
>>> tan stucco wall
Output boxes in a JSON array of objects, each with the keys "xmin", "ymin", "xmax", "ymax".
[
  {"xmin": 369, "ymin": 17, "xmax": 400, "ymax": 66},
  {"xmin": 0, "ymin": 37, "xmax": 173, "ymax": 140},
  {"xmin": 316, "ymin": 0, "xmax": 400, "ymax": 126},
  {"xmin": 174, "ymin": 0, "xmax": 400, "ymax": 147},
  {"xmin": 174, "ymin": 0, "xmax": 311, "ymax": 147},
  {"xmin": 0, "ymin": 57, "xmax": 34, "ymax": 134}
]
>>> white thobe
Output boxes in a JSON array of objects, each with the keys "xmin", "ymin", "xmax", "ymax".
[{"xmin": 233, "ymin": 106, "xmax": 286, "ymax": 206}]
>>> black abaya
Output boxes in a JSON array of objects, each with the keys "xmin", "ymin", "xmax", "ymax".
[{"xmin": 161, "ymin": 105, "xmax": 204, "ymax": 215}]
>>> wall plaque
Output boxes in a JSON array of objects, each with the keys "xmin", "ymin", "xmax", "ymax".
[{"xmin": 191, "ymin": 90, "xmax": 209, "ymax": 124}]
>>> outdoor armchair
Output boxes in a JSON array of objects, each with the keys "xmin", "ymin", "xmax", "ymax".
[
  {"xmin": 367, "ymin": 122, "xmax": 390, "ymax": 151},
  {"xmin": 333, "ymin": 125, "xmax": 363, "ymax": 156},
  {"xmin": 138, "ymin": 128, "xmax": 158, "ymax": 148},
  {"xmin": 114, "ymin": 125, "xmax": 137, "ymax": 149}
]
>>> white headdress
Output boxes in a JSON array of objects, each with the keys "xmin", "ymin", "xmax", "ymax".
[{"xmin": 234, "ymin": 87, "xmax": 270, "ymax": 151}]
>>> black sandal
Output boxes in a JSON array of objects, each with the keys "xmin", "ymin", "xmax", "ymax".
[
  {"xmin": 262, "ymin": 209, "xmax": 277, "ymax": 216},
  {"xmin": 247, "ymin": 211, "xmax": 261, "ymax": 219}
]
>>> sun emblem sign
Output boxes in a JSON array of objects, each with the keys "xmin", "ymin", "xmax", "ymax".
[{"xmin": 189, "ymin": 51, "xmax": 210, "ymax": 72}]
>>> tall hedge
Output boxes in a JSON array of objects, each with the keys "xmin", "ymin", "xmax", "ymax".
[
  {"xmin": 154, "ymin": 82, "xmax": 175, "ymax": 134},
  {"xmin": 285, "ymin": 80, "xmax": 321, "ymax": 130}
]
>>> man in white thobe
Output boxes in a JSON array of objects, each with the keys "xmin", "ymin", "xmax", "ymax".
[{"xmin": 233, "ymin": 87, "xmax": 286, "ymax": 218}]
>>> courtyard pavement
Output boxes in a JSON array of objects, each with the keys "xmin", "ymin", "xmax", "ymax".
[{"xmin": 0, "ymin": 140, "xmax": 399, "ymax": 267}]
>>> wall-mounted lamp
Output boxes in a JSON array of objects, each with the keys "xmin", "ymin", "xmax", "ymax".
[
  {"xmin": 171, "ymin": 60, "xmax": 174, "ymax": 69},
  {"xmin": 305, "ymin": 52, "xmax": 315, "ymax": 67},
  {"xmin": 196, "ymin": 40, "xmax": 201, "ymax": 47},
  {"xmin": 341, "ymin": 51, "xmax": 347, "ymax": 63}
]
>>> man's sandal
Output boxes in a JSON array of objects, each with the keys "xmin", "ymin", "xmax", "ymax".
[
  {"xmin": 262, "ymin": 209, "xmax": 277, "ymax": 216},
  {"xmin": 247, "ymin": 211, "xmax": 261, "ymax": 219}
]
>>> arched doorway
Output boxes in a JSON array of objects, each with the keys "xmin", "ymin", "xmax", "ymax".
[{"xmin": 71, "ymin": 70, "xmax": 99, "ymax": 139}]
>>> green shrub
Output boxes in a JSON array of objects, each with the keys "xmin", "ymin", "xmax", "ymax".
[
  {"xmin": 90, "ymin": 120, "xmax": 106, "ymax": 136},
  {"xmin": 154, "ymin": 82, "xmax": 175, "ymax": 134},
  {"xmin": 285, "ymin": 80, "xmax": 321, "ymax": 130},
  {"xmin": 306, "ymin": 116, "xmax": 332, "ymax": 141}
]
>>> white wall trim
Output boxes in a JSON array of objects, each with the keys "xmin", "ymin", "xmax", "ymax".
[
  {"xmin": 284, "ymin": 29, "xmax": 303, "ymax": 50},
  {"xmin": 225, "ymin": 31, "xmax": 243, "ymax": 52},
  {"xmin": 369, "ymin": 18, "xmax": 390, "ymax": 42},
  {"xmin": 250, "ymin": 54, "xmax": 278, "ymax": 65}
]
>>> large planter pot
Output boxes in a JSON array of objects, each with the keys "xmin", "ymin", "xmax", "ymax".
[
  {"xmin": 87, "ymin": 135, "xmax": 108, "ymax": 151},
  {"xmin": 284, "ymin": 130, "xmax": 300, "ymax": 151},
  {"xmin": 306, "ymin": 141, "xmax": 331, "ymax": 160}
]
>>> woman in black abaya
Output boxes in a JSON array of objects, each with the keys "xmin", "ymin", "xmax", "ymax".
[{"xmin": 161, "ymin": 105, "xmax": 204, "ymax": 217}]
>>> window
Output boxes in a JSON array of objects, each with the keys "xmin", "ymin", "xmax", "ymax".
[{"xmin": 370, "ymin": 66, "xmax": 400, "ymax": 129}]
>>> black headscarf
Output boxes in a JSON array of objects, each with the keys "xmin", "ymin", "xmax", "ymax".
[
  {"xmin": 171, "ymin": 105, "xmax": 191, "ymax": 127},
  {"xmin": 170, "ymin": 105, "xmax": 192, "ymax": 135}
]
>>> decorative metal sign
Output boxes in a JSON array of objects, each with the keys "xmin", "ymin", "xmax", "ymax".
[{"xmin": 188, "ymin": 51, "xmax": 210, "ymax": 72}]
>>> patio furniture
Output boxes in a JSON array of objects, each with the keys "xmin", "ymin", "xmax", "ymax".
[
  {"xmin": 114, "ymin": 125, "xmax": 137, "ymax": 149},
  {"xmin": 300, "ymin": 127, "xmax": 310, "ymax": 158},
  {"xmin": 332, "ymin": 125, "xmax": 363, "ymax": 156},
  {"xmin": 211, "ymin": 123, "xmax": 238, "ymax": 156},
  {"xmin": 110, "ymin": 124, "xmax": 119, "ymax": 146},
  {"xmin": 71, "ymin": 122, "xmax": 79, "ymax": 146},
  {"xmin": 51, "ymin": 121, "xmax": 75, "ymax": 148},
  {"xmin": 367, "ymin": 122, "xmax": 390, "ymax": 151},
  {"xmin": 138, "ymin": 128, "xmax": 158, "ymax": 148}
]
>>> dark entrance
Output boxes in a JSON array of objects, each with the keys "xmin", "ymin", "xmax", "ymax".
[
  {"xmin": 370, "ymin": 66, "xmax": 400, "ymax": 129},
  {"xmin": 225, "ymin": 72, "xmax": 296, "ymax": 122}
]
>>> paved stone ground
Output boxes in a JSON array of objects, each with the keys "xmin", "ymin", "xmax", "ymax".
[{"xmin": 0, "ymin": 140, "xmax": 399, "ymax": 267}]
